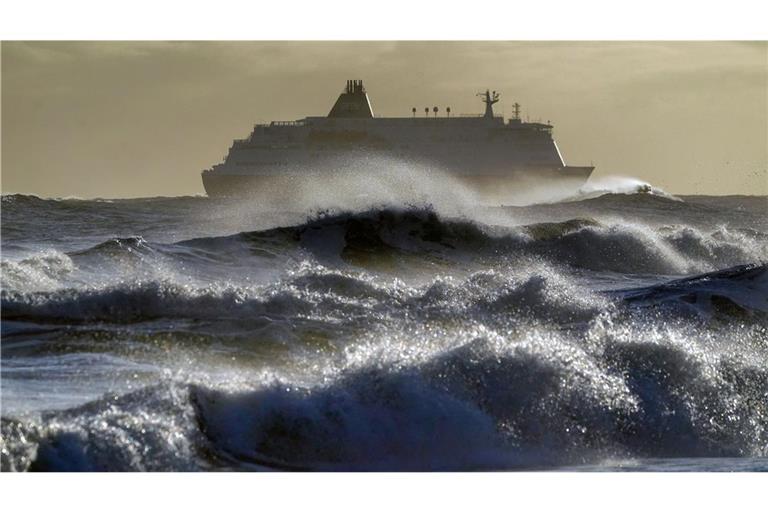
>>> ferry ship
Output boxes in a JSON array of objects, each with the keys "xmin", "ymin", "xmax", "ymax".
[{"xmin": 201, "ymin": 80, "xmax": 593, "ymax": 202}]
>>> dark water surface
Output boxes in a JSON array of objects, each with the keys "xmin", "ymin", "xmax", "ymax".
[{"xmin": 1, "ymin": 188, "xmax": 767, "ymax": 471}]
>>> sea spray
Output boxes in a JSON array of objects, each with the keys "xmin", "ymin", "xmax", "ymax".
[{"xmin": 2, "ymin": 190, "xmax": 767, "ymax": 471}]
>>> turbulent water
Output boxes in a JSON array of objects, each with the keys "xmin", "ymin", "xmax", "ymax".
[{"xmin": 1, "ymin": 180, "xmax": 767, "ymax": 471}]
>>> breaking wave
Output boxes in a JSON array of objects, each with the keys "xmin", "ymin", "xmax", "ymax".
[
  {"xmin": 4, "ymin": 205, "xmax": 765, "ymax": 294},
  {"xmin": 179, "ymin": 207, "xmax": 768, "ymax": 274},
  {"xmin": 566, "ymin": 176, "xmax": 680, "ymax": 202},
  {"xmin": 1, "ymin": 263, "xmax": 611, "ymax": 328},
  {"xmin": 3, "ymin": 194, "xmax": 767, "ymax": 471},
  {"xmin": 3, "ymin": 298, "xmax": 766, "ymax": 471}
]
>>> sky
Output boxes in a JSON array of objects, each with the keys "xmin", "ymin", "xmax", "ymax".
[{"xmin": 2, "ymin": 41, "xmax": 766, "ymax": 198}]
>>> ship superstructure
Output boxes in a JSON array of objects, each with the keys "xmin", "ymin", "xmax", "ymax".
[{"xmin": 201, "ymin": 80, "xmax": 593, "ymax": 201}]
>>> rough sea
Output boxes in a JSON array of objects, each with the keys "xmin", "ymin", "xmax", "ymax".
[{"xmin": 2, "ymin": 174, "xmax": 767, "ymax": 471}]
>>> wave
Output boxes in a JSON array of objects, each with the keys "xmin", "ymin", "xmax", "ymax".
[
  {"xmin": 3, "ymin": 312, "xmax": 766, "ymax": 471},
  {"xmin": 0, "ymin": 193, "xmax": 118, "ymax": 211},
  {"xmin": 0, "ymin": 383, "xmax": 203, "ymax": 472},
  {"xmin": 5, "ymin": 188, "xmax": 768, "ymax": 472},
  {"xmin": 195, "ymin": 207, "xmax": 767, "ymax": 274},
  {"xmin": 3, "ymin": 264, "xmax": 766, "ymax": 471},
  {"xmin": 620, "ymin": 263, "xmax": 768, "ymax": 319},
  {"xmin": 4, "ymin": 261, "xmax": 766, "ymax": 371},
  {"xmin": 3, "ymin": 207, "xmax": 766, "ymax": 311},
  {"xmin": 158, "ymin": 207, "xmax": 765, "ymax": 275},
  {"xmin": 1, "ymin": 193, "xmax": 204, "ymax": 204},
  {"xmin": 0, "ymin": 262, "xmax": 607, "ymax": 329},
  {"xmin": 2, "ymin": 193, "xmax": 52, "ymax": 203},
  {"xmin": 564, "ymin": 176, "xmax": 681, "ymax": 203},
  {"xmin": 562, "ymin": 191, "xmax": 689, "ymax": 210},
  {"xmin": 1, "ymin": 250, "xmax": 76, "ymax": 292},
  {"xmin": 508, "ymin": 176, "xmax": 680, "ymax": 206}
]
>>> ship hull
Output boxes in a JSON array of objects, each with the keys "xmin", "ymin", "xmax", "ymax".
[{"xmin": 201, "ymin": 166, "xmax": 593, "ymax": 204}]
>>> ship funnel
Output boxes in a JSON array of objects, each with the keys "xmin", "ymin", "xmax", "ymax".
[{"xmin": 328, "ymin": 79, "xmax": 375, "ymax": 118}]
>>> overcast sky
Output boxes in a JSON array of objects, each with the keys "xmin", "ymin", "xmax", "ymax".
[{"xmin": 2, "ymin": 41, "xmax": 766, "ymax": 197}]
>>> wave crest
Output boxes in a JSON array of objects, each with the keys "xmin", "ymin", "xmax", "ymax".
[{"xmin": 4, "ymin": 316, "xmax": 765, "ymax": 471}]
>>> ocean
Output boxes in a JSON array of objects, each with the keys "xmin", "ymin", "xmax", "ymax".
[{"xmin": 1, "ymin": 179, "xmax": 767, "ymax": 471}]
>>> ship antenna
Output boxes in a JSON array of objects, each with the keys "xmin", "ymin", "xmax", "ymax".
[{"xmin": 477, "ymin": 89, "xmax": 500, "ymax": 118}]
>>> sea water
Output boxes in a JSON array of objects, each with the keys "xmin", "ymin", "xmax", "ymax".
[{"xmin": 1, "ymin": 179, "xmax": 766, "ymax": 471}]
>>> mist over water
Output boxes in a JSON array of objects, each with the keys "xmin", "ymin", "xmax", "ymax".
[{"xmin": 2, "ymin": 170, "xmax": 767, "ymax": 471}]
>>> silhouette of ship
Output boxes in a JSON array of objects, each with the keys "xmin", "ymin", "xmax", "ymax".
[{"xmin": 201, "ymin": 80, "xmax": 593, "ymax": 202}]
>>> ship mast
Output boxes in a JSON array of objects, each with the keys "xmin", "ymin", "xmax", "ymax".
[{"xmin": 477, "ymin": 89, "xmax": 500, "ymax": 118}]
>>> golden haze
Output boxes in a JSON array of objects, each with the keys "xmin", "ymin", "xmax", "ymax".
[{"xmin": 2, "ymin": 41, "xmax": 766, "ymax": 198}]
